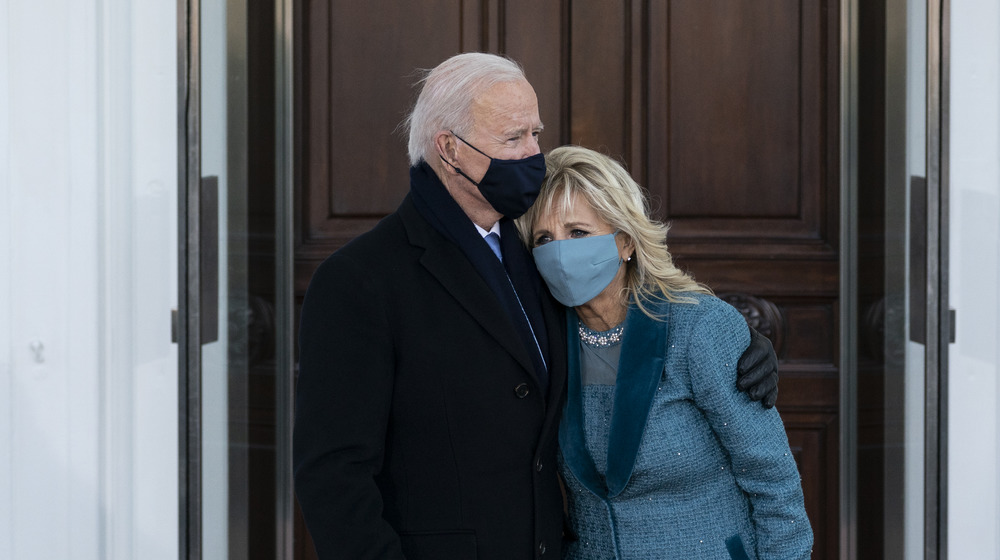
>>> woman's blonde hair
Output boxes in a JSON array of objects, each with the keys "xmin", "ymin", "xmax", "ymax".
[{"xmin": 516, "ymin": 145, "xmax": 711, "ymax": 318}]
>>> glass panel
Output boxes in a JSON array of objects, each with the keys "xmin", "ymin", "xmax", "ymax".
[
  {"xmin": 199, "ymin": 0, "xmax": 248, "ymax": 556},
  {"xmin": 194, "ymin": 0, "xmax": 283, "ymax": 557},
  {"xmin": 855, "ymin": 0, "xmax": 931, "ymax": 557},
  {"xmin": 901, "ymin": 3, "xmax": 928, "ymax": 556}
]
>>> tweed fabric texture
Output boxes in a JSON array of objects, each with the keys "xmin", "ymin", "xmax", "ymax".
[{"xmin": 560, "ymin": 293, "xmax": 813, "ymax": 559}]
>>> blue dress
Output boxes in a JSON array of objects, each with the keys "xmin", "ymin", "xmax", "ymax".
[{"xmin": 559, "ymin": 293, "xmax": 813, "ymax": 559}]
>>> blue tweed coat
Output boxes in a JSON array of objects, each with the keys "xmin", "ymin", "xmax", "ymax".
[{"xmin": 559, "ymin": 293, "xmax": 813, "ymax": 559}]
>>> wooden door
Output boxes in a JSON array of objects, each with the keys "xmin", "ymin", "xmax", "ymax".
[{"xmin": 294, "ymin": 1, "xmax": 840, "ymax": 558}]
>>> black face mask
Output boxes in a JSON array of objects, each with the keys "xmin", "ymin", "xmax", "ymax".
[{"xmin": 440, "ymin": 131, "xmax": 546, "ymax": 219}]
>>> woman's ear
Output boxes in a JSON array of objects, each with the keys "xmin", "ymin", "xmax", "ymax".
[{"xmin": 620, "ymin": 234, "xmax": 636, "ymax": 262}]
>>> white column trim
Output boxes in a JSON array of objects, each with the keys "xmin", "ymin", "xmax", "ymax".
[{"xmin": 0, "ymin": 0, "xmax": 14, "ymax": 556}]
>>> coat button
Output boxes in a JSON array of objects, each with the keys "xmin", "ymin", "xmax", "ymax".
[
  {"xmin": 538, "ymin": 540, "xmax": 547, "ymax": 555},
  {"xmin": 535, "ymin": 458, "xmax": 543, "ymax": 472},
  {"xmin": 514, "ymin": 383, "xmax": 530, "ymax": 398}
]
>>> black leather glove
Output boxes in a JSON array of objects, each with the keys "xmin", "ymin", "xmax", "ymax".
[{"xmin": 736, "ymin": 327, "xmax": 779, "ymax": 408}]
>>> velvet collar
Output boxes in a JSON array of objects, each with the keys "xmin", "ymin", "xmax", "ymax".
[{"xmin": 559, "ymin": 301, "xmax": 668, "ymax": 498}]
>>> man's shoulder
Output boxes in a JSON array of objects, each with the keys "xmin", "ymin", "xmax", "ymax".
[
  {"xmin": 306, "ymin": 210, "xmax": 405, "ymax": 284},
  {"xmin": 336, "ymin": 210, "xmax": 406, "ymax": 256},
  {"xmin": 315, "ymin": 197, "xmax": 437, "ymax": 276}
]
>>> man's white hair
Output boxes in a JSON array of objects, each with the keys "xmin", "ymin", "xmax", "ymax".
[{"xmin": 404, "ymin": 52, "xmax": 527, "ymax": 166}]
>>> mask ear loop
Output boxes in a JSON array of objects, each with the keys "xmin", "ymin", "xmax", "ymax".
[
  {"xmin": 439, "ymin": 154, "xmax": 483, "ymax": 187},
  {"xmin": 612, "ymin": 230, "xmax": 633, "ymax": 264},
  {"xmin": 441, "ymin": 130, "xmax": 492, "ymax": 187},
  {"xmin": 449, "ymin": 130, "xmax": 492, "ymax": 159}
]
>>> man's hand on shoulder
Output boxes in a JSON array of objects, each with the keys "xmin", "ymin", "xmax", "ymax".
[{"xmin": 736, "ymin": 327, "xmax": 779, "ymax": 408}]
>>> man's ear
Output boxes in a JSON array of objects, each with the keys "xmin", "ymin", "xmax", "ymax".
[{"xmin": 434, "ymin": 131, "xmax": 459, "ymax": 169}]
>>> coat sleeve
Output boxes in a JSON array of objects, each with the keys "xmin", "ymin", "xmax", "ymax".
[
  {"xmin": 686, "ymin": 300, "xmax": 813, "ymax": 560},
  {"xmin": 293, "ymin": 252, "xmax": 404, "ymax": 559}
]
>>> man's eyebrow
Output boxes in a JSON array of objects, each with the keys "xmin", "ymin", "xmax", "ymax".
[{"xmin": 500, "ymin": 124, "xmax": 545, "ymax": 137}]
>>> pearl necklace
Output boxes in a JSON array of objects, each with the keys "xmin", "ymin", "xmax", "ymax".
[{"xmin": 578, "ymin": 322, "xmax": 624, "ymax": 347}]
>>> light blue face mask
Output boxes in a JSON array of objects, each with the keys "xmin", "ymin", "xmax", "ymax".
[{"xmin": 532, "ymin": 232, "xmax": 622, "ymax": 307}]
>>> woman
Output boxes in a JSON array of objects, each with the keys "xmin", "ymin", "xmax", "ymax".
[{"xmin": 516, "ymin": 146, "xmax": 813, "ymax": 559}]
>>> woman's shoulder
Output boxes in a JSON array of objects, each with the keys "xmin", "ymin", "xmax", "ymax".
[
  {"xmin": 657, "ymin": 292, "xmax": 749, "ymax": 347},
  {"xmin": 657, "ymin": 291, "xmax": 739, "ymax": 323}
]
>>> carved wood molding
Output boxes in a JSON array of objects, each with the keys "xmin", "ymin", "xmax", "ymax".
[{"xmin": 719, "ymin": 292, "xmax": 785, "ymax": 356}]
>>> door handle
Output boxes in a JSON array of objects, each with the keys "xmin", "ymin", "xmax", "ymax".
[
  {"xmin": 170, "ymin": 175, "xmax": 218, "ymax": 345},
  {"xmin": 200, "ymin": 175, "xmax": 219, "ymax": 344}
]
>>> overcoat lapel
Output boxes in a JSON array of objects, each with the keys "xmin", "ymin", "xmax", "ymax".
[
  {"xmin": 398, "ymin": 200, "xmax": 539, "ymax": 384},
  {"xmin": 560, "ymin": 303, "xmax": 669, "ymax": 498},
  {"xmin": 538, "ymin": 291, "xmax": 567, "ymax": 417}
]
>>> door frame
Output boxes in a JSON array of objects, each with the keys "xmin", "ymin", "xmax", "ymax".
[
  {"xmin": 177, "ymin": 0, "xmax": 951, "ymax": 557},
  {"xmin": 274, "ymin": 0, "xmax": 297, "ymax": 556},
  {"xmin": 176, "ymin": 0, "xmax": 202, "ymax": 556}
]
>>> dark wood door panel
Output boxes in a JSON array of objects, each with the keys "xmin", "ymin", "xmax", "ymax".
[
  {"xmin": 567, "ymin": 1, "xmax": 629, "ymax": 151},
  {"xmin": 656, "ymin": 0, "xmax": 837, "ymax": 256},
  {"xmin": 298, "ymin": 0, "xmax": 490, "ymax": 270},
  {"xmin": 558, "ymin": 1, "xmax": 840, "ymax": 258},
  {"xmin": 658, "ymin": 1, "xmax": 816, "ymax": 216},
  {"xmin": 501, "ymin": 0, "xmax": 566, "ymax": 151},
  {"xmin": 786, "ymin": 409, "xmax": 840, "ymax": 560},
  {"xmin": 304, "ymin": 0, "xmax": 450, "ymax": 215},
  {"xmin": 679, "ymin": 260, "xmax": 839, "ymax": 293}
]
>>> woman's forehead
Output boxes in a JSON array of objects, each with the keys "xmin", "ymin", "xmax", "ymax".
[{"xmin": 535, "ymin": 190, "xmax": 607, "ymax": 228}]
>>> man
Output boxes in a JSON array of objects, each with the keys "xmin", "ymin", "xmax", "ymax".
[{"xmin": 293, "ymin": 52, "xmax": 778, "ymax": 559}]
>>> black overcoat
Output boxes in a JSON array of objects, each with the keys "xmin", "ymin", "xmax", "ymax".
[{"xmin": 293, "ymin": 194, "xmax": 568, "ymax": 559}]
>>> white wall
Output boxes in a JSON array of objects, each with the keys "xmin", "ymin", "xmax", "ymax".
[
  {"xmin": 948, "ymin": 1, "xmax": 1000, "ymax": 558},
  {"xmin": 0, "ymin": 1, "xmax": 179, "ymax": 559}
]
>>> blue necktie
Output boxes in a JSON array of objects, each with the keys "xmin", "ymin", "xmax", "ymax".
[
  {"xmin": 485, "ymin": 232, "xmax": 503, "ymax": 262},
  {"xmin": 484, "ymin": 232, "xmax": 547, "ymax": 372}
]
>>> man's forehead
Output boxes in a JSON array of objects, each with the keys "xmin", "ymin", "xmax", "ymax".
[{"xmin": 471, "ymin": 81, "xmax": 542, "ymax": 133}]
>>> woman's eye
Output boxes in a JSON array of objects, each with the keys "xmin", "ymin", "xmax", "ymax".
[
  {"xmin": 533, "ymin": 234, "xmax": 552, "ymax": 246},
  {"xmin": 570, "ymin": 229, "xmax": 590, "ymax": 238}
]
